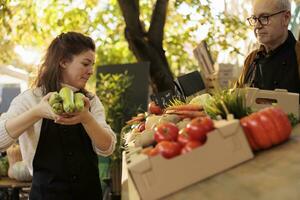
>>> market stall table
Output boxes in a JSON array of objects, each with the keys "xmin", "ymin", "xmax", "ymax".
[
  {"xmin": 0, "ymin": 177, "xmax": 31, "ymax": 200},
  {"xmin": 122, "ymin": 124, "xmax": 300, "ymax": 200}
]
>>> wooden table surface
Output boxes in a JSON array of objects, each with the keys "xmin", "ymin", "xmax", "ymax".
[
  {"xmin": 122, "ymin": 124, "xmax": 300, "ymax": 200},
  {"xmin": 0, "ymin": 177, "xmax": 31, "ymax": 189}
]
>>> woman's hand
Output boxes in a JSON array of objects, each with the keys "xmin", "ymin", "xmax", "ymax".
[
  {"xmin": 5, "ymin": 92, "xmax": 60, "ymax": 138},
  {"xmin": 35, "ymin": 92, "xmax": 60, "ymax": 120},
  {"xmin": 54, "ymin": 97, "xmax": 92, "ymax": 125}
]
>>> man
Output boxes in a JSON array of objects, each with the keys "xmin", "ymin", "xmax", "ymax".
[{"xmin": 235, "ymin": 0, "xmax": 300, "ymax": 95}]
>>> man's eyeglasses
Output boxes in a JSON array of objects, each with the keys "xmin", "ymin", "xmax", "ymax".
[{"xmin": 247, "ymin": 10, "xmax": 286, "ymax": 26}]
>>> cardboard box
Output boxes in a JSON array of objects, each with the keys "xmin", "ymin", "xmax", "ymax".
[
  {"xmin": 244, "ymin": 87, "xmax": 299, "ymax": 118},
  {"xmin": 125, "ymin": 120, "xmax": 254, "ymax": 200}
]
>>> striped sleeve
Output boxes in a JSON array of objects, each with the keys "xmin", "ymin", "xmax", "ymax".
[
  {"xmin": 0, "ymin": 119, "xmax": 16, "ymax": 151},
  {"xmin": 0, "ymin": 92, "xmax": 31, "ymax": 151}
]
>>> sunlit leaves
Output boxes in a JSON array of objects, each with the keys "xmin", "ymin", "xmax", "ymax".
[
  {"xmin": 96, "ymin": 71, "xmax": 134, "ymax": 161},
  {"xmin": 1, "ymin": 0, "xmax": 250, "ymax": 80},
  {"xmin": 96, "ymin": 71, "xmax": 133, "ymax": 133},
  {"xmin": 84, "ymin": 0, "xmax": 98, "ymax": 8}
]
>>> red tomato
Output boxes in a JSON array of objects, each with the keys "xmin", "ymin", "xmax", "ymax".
[
  {"xmin": 141, "ymin": 147, "xmax": 153, "ymax": 155},
  {"xmin": 185, "ymin": 117, "xmax": 214, "ymax": 142},
  {"xmin": 261, "ymin": 108, "xmax": 287, "ymax": 141},
  {"xmin": 269, "ymin": 107, "xmax": 292, "ymax": 140},
  {"xmin": 148, "ymin": 147, "xmax": 159, "ymax": 157},
  {"xmin": 156, "ymin": 141, "xmax": 182, "ymax": 159},
  {"xmin": 177, "ymin": 128, "xmax": 190, "ymax": 146},
  {"xmin": 181, "ymin": 140, "xmax": 202, "ymax": 154},
  {"xmin": 245, "ymin": 113, "xmax": 272, "ymax": 149},
  {"xmin": 201, "ymin": 135, "xmax": 207, "ymax": 144},
  {"xmin": 154, "ymin": 122, "xmax": 179, "ymax": 143},
  {"xmin": 201, "ymin": 117, "xmax": 215, "ymax": 132},
  {"xmin": 257, "ymin": 111, "xmax": 281, "ymax": 145},
  {"xmin": 148, "ymin": 101, "xmax": 163, "ymax": 115},
  {"xmin": 141, "ymin": 146, "xmax": 159, "ymax": 157},
  {"xmin": 240, "ymin": 117, "xmax": 259, "ymax": 151},
  {"xmin": 137, "ymin": 122, "xmax": 146, "ymax": 132},
  {"xmin": 240, "ymin": 107, "xmax": 292, "ymax": 151}
]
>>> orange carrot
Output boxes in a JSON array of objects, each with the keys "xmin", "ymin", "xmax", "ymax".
[
  {"xmin": 126, "ymin": 116, "xmax": 145, "ymax": 125},
  {"xmin": 165, "ymin": 104, "xmax": 203, "ymax": 111},
  {"xmin": 165, "ymin": 110, "xmax": 206, "ymax": 118}
]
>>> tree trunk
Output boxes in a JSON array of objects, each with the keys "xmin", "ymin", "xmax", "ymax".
[{"xmin": 117, "ymin": 0, "xmax": 174, "ymax": 93}]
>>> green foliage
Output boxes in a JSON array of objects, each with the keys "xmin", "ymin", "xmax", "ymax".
[
  {"xmin": 288, "ymin": 113, "xmax": 299, "ymax": 128},
  {"xmin": 1, "ymin": 0, "xmax": 250, "ymax": 81},
  {"xmin": 208, "ymin": 14, "xmax": 249, "ymax": 56},
  {"xmin": 165, "ymin": 2, "xmax": 250, "ymax": 75},
  {"xmin": 166, "ymin": 98, "xmax": 186, "ymax": 107},
  {"xmin": 204, "ymin": 89, "xmax": 252, "ymax": 119},
  {"xmin": 96, "ymin": 71, "xmax": 134, "ymax": 161}
]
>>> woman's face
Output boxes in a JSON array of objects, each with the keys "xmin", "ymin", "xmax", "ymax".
[{"xmin": 61, "ymin": 50, "xmax": 95, "ymax": 89}]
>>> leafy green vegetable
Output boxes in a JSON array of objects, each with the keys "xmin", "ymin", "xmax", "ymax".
[
  {"xmin": 287, "ymin": 113, "xmax": 299, "ymax": 128},
  {"xmin": 203, "ymin": 89, "xmax": 252, "ymax": 119}
]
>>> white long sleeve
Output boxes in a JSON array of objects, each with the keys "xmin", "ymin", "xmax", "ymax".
[{"xmin": 0, "ymin": 88, "xmax": 116, "ymax": 175}]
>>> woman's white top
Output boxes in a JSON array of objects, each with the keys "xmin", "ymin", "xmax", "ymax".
[{"xmin": 0, "ymin": 87, "xmax": 116, "ymax": 175}]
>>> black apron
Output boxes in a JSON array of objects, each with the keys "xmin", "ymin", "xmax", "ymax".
[
  {"xmin": 29, "ymin": 118, "xmax": 102, "ymax": 200},
  {"xmin": 245, "ymin": 30, "xmax": 300, "ymax": 94}
]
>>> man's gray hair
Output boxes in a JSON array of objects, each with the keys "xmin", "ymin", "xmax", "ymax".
[{"xmin": 275, "ymin": 0, "xmax": 291, "ymax": 11}]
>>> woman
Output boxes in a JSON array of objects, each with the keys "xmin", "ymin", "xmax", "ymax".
[{"xmin": 0, "ymin": 32, "xmax": 116, "ymax": 199}]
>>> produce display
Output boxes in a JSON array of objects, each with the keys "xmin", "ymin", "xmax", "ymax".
[
  {"xmin": 123, "ymin": 89, "xmax": 296, "ymax": 158},
  {"xmin": 240, "ymin": 107, "xmax": 292, "ymax": 151},
  {"xmin": 49, "ymin": 87, "xmax": 85, "ymax": 114},
  {"xmin": 200, "ymin": 89, "xmax": 252, "ymax": 119},
  {"xmin": 123, "ymin": 89, "xmax": 298, "ymax": 200},
  {"xmin": 124, "ymin": 99, "xmax": 215, "ymax": 159},
  {"xmin": 125, "ymin": 118, "xmax": 254, "ymax": 200}
]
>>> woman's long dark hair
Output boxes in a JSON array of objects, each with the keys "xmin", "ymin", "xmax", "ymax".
[{"xmin": 34, "ymin": 32, "xmax": 95, "ymax": 96}]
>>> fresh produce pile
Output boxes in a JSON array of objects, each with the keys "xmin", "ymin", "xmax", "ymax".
[
  {"xmin": 49, "ymin": 87, "xmax": 85, "ymax": 114},
  {"xmin": 190, "ymin": 89, "xmax": 294, "ymax": 151},
  {"xmin": 123, "ymin": 89, "xmax": 296, "ymax": 158},
  {"xmin": 240, "ymin": 107, "xmax": 292, "ymax": 151},
  {"xmin": 196, "ymin": 89, "xmax": 252, "ymax": 119},
  {"xmin": 125, "ymin": 100, "xmax": 215, "ymax": 159}
]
